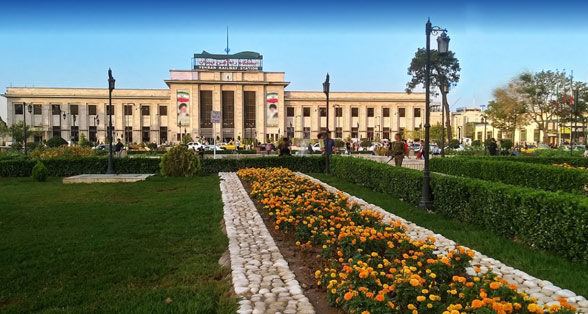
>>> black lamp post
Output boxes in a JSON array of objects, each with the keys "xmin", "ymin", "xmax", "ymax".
[
  {"xmin": 72, "ymin": 114, "xmax": 77, "ymax": 144},
  {"xmin": 107, "ymin": 68, "xmax": 116, "ymax": 174},
  {"xmin": 23, "ymin": 103, "xmax": 32, "ymax": 156},
  {"xmin": 482, "ymin": 116, "xmax": 487, "ymax": 155},
  {"xmin": 420, "ymin": 19, "xmax": 450, "ymax": 211},
  {"xmin": 441, "ymin": 83, "xmax": 449, "ymax": 157},
  {"xmin": 323, "ymin": 73, "xmax": 331, "ymax": 173}
]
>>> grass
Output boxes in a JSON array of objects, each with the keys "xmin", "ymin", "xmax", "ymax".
[
  {"xmin": 0, "ymin": 176, "xmax": 237, "ymax": 314},
  {"xmin": 309, "ymin": 173, "xmax": 588, "ymax": 298}
]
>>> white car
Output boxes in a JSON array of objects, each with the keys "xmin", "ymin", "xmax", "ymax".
[
  {"xmin": 205, "ymin": 144, "xmax": 225, "ymax": 151},
  {"xmin": 311, "ymin": 142, "xmax": 322, "ymax": 153},
  {"xmin": 187, "ymin": 142, "xmax": 205, "ymax": 151}
]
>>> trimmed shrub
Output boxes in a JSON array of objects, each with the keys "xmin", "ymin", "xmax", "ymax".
[
  {"xmin": 430, "ymin": 157, "xmax": 588, "ymax": 193},
  {"xmin": 330, "ymin": 156, "xmax": 588, "ymax": 263},
  {"xmin": 467, "ymin": 156, "xmax": 588, "ymax": 168},
  {"xmin": 46, "ymin": 136, "xmax": 68, "ymax": 147},
  {"xmin": 160, "ymin": 145, "xmax": 200, "ymax": 177},
  {"xmin": 31, "ymin": 160, "xmax": 48, "ymax": 182},
  {"xmin": 200, "ymin": 156, "xmax": 325, "ymax": 175}
]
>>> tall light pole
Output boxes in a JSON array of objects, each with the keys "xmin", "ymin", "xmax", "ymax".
[
  {"xmin": 107, "ymin": 69, "xmax": 116, "ymax": 174},
  {"xmin": 441, "ymin": 83, "xmax": 449, "ymax": 157},
  {"xmin": 23, "ymin": 103, "xmax": 32, "ymax": 156},
  {"xmin": 482, "ymin": 116, "xmax": 487, "ymax": 155},
  {"xmin": 420, "ymin": 19, "xmax": 450, "ymax": 211},
  {"xmin": 323, "ymin": 73, "xmax": 331, "ymax": 174}
]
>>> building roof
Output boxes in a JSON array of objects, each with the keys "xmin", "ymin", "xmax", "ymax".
[{"xmin": 194, "ymin": 51, "xmax": 262, "ymax": 60}]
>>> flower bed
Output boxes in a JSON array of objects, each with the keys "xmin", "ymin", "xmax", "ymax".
[
  {"xmin": 237, "ymin": 167, "xmax": 576, "ymax": 314},
  {"xmin": 553, "ymin": 163, "xmax": 587, "ymax": 170}
]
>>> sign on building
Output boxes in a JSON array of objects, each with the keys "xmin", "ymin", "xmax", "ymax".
[
  {"xmin": 211, "ymin": 111, "xmax": 221, "ymax": 123},
  {"xmin": 193, "ymin": 51, "xmax": 263, "ymax": 71}
]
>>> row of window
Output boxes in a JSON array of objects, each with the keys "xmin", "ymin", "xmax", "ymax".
[
  {"xmin": 15, "ymin": 104, "xmax": 169, "ymax": 117},
  {"xmin": 49, "ymin": 126, "xmax": 171, "ymax": 144},
  {"xmin": 286, "ymin": 107, "xmax": 421, "ymax": 118}
]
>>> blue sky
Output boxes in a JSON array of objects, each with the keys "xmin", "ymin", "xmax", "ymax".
[{"xmin": 1, "ymin": 0, "xmax": 588, "ymax": 119}]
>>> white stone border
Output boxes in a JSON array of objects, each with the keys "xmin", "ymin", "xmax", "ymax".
[
  {"xmin": 298, "ymin": 172, "xmax": 587, "ymax": 313},
  {"xmin": 219, "ymin": 172, "xmax": 315, "ymax": 314}
]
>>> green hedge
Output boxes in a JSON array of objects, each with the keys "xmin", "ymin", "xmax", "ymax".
[
  {"xmin": 330, "ymin": 156, "xmax": 588, "ymax": 263},
  {"xmin": 430, "ymin": 157, "xmax": 588, "ymax": 193},
  {"xmin": 468, "ymin": 156, "xmax": 588, "ymax": 168},
  {"xmin": 0, "ymin": 156, "xmax": 325, "ymax": 177},
  {"xmin": 0, "ymin": 157, "xmax": 161, "ymax": 177}
]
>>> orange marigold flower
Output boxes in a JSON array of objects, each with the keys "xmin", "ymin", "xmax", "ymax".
[
  {"xmin": 472, "ymin": 299, "xmax": 484, "ymax": 309},
  {"xmin": 375, "ymin": 294, "xmax": 385, "ymax": 302},
  {"xmin": 490, "ymin": 282, "xmax": 501, "ymax": 290},
  {"xmin": 344, "ymin": 292, "xmax": 353, "ymax": 301}
]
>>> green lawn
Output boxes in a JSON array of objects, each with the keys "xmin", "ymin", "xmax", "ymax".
[
  {"xmin": 310, "ymin": 173, "xmax": 588, "ymax": 297},
  {"xmin": 0, "ymin": 176, "xmax": 236, "ymax": 314}
]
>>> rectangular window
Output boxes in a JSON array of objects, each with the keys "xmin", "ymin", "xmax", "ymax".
[
  {"xmin": 303, "ymin": 107, "xmax": 311, "ymax": 117},
  {"xmin": 414, "ymin": 108, "xmax": 421, "ymax": 118},
  {"xmin": 383, "ymin": 127, "xmax": 390, "ymax": 140},
  {"xmin": 286, "ymin": 126, "xmax": 294, "ymax": 139},
  {"xmin": 520, "ymin": 129, "xmax": 527, "ymax": 141},
  {"xmin": 367, "ymin": 108, "xmax": 374, "ymax": 117},
  {"xmin": 335, "ymin": 107, "xmax": 343, "ymax": 117},
  {"xmin": 141, "ymin": 105, "xmax": 150, "ymax": 116},
  {"xmin": 351, "ymin": 127, "xmax": 358, "ymax": 139},
  {"xmin": 398, "ymin": 108, "xmax": 406, "ymax": 118},
  {"xmin": 534, "ymin": 129, "xmax": 540, "ymax": 142},
  {"xmin": 14, "ymin": 103, "xmax": 23, "ymax": 115},
  {"xmin": 244, "ymin": 91, "xmax": 256, "ymax": 128},
  {"xmin": 222, "ymin": 91, "xmax": 234, "ymax": 128},
  {"xmin": 367, "ymin": 127, "xmax": 374, "ymax": 140},
  {"xmin": 335, "ymin": 127, "xmax": 342, "ymax": 138},
  {"xmin": 497, "ymin": 130, "xmax": 503, "ymax": 140},
  {"xmin": 106, "ymin": 105, "xmax": 114, "ymax": 115},
  {"xmin": 142, "ymin": 126, "xmax": 150, "ymax": 143},
  {"xmin": 286, "ymin": 106, "xmax": 295, "ymax": 117},
  {"xmin": 88, "ymin": 105, "xmax": 97, "ymax": 115},
  {"xmin": 52, "ymin": 125, "xmax": 61, "ymax": 138},
  {"xmin": 303, "ymin": 127, "xmax": 310, "ymax": 139},
  {"xmin": 89, "ymin": 126, "xmax": 97, "ymax": 142},
  {"xmin": 71, "ymin": 126, "xmax": 79, "ymax": 141},
  {"xmin": 52, "ymin": 104, "xmax": 61, "ymax": 115},
  {"xmin": 383, "ymin": 108, "xmax": 390, "ymax": 117},
  {"xmin": 487, "ymin": 131, "xmax": 493, "ymax": 140},
  {"xmin": 200, "ymin": 90, "xmax": 213, "ymax": 128},
  {"xmin": 159, "ymin": 105, "xmax": 167, "ymax": 116},
  {"xmin": 160, "ymin": 126, "xmax": 168, "ymax": 144},
  {"xmin": 477, "ymin": 131, "xmax": 483, "ymax": 140},
  {"xmin": 33, "ymin": 104, "xmax": 42, "ymax": 115},
  {"xmin": 351, "ymin": 108, "xmax": 359, "ymax": 117},
  {"xmin": 319, "ymin": 107, "xmax": 327, "ymax": 117},
  {"xmin": 124, "ymin": 105, "xmax": 133, "ymax": 116},
  {"xmin": 125, "ymin": 126, "xmax": 133, "ymax": 143},
  {"xmin": 70, "ymin": 104, "xmax": 79, "ymax": 115}
]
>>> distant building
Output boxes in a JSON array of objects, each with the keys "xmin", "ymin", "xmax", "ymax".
[{"xmin": 2, "ymin": 51, "xmax": 437, "ymax": 144}]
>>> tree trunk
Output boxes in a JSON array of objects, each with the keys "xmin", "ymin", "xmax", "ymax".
[
  {"xmin": 442, "ymin": 91, "xmax": 452, "ymax": 140},
  {"xmin": 540, "ymin": 122, "xmax": 549, "ymax": 144}
]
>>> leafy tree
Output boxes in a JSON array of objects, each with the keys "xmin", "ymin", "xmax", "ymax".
[
  {"xmin": 406, "ymin": 49, "xmax": 461, "ymax": 140},
  {"xmin": 485, "ymin": 83, "xmax": 529, "ymax": 139},
  {"xmin": 46, "ymin": 136, "xmax": 68, "ymax": 147},
  {"xmin": 514, "ymin": 70, "xmax": 569, "ymax": 144},
  {"xmin": 78, "ymin": 133, "xmax": 93, "ymax": 148},
  {"xmin": 8, "ymin": 121, "xmax": 34, "ymax": 145},
  {"xmin": 429, "ymin": 122, "xmax": 446, "ymax": 144}
]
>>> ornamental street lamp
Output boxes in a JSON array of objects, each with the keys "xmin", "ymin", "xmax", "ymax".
[
  {"xmin": 323, "ymin": 73, "xmax": 331, "ymax": 174},
  {"xmin": 72, "ymin": 114, "xmax": 77, "ymax": 143},
  {"xmin": 107, "ymin": 68, "xmax": 116, "ymax": 174},
  {"xmin": 23, "ymin": 103, "xmax": 32, "ymax": 156},
  {"xmin": 482, "ymin": 116, "xmax": 487, "ymax": 155},
  {"xmin": 420, "ymin": 18, "xmax": 450, "ymax": 211},
  {"xmin": 441, "ymin": 83, "xmax": 449, "ymax": 157}
]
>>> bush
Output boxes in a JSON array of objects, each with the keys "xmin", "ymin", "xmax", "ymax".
[
  {"xmin": 160, "ymin": 145, "xmax": 200, "ymax": 177},
  {"xmin": 200, "ymin": 156, "xmax": 325, "ymax": 175},
  {"xmin": 330, "ymin": 156, "xmax": 588, "ymax": 263},
  {"xmin": 500, "ymin": 139, "xmax": 513, "ymax": 150},
  {"xmin": 147, "ymin": 142, "xmax": 158, "ymax": 151},
  {"xmin": 31, "ymin": 160, "xmax": 48, "ymax": 182},
  {"xmin": 30, "ymin": 146, "xmax": 95, "ymax": 159},
  {"xmin": 46, "ymin": 136, "xmax": 68, "ymax": 147},
  {"xmin": 430, "ymin": 157, "xmax": 588, "ymax": 193},
  {"xmin": 468, "ymin": 155, "xmax": 588, "ymax": 168},
  {"xmin": 448, "ymin": 139, "xmax": 460, "ymax": 149}
]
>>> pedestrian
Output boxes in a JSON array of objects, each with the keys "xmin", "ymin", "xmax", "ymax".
[
  {"xmin": 489, "ymin": 138, "xmax": 498, "ymax": 156},
  {"xmin": 323, "ymin": 133, "xmax": 335, "ymax": 156},
  {"xmin": 235, "ymin": 139, "xmax": 240, "ymax": 151},
  {"xmin": 114, "ymin": 138, "xmax": 124, "ymax": 157},
  {"xmin": 265, "ymin": 143, "xmax": 272, "ymax": 155},
  {"xmin": 389, "ymin": 133, "xmax": 406, "ymax": 166},
  {"xmin": 307, "ymin": 143, "xmax": 313, "ymax": 154},
  {"xmin": 317, "ymin": 133, "xmax": 324, "ymax": 153},
  {"xmin": 278, "ymin": 137, "xmax": 291, "ymax": 156},
  {"xmin": 345, "ymin": 141, "xmax": 351, "ymax": 155}
]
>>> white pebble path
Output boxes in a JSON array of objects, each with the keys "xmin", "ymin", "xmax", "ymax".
[
  {"xmin": 299, "ymin": 172, "xmax": 587, "ymax": 313},
  {"xmin": 219, "ymin": 172, "xmax": 315, "ymax": 314}
]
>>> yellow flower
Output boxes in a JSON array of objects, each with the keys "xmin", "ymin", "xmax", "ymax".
[{"xmin": 417, "ymin": 296, "xmax": 426, "ymax": 302}]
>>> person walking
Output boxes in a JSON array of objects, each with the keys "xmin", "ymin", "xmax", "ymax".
[
  {"xmin": 278, "ymin": 137, "xmax": 291, "ymax": 156},
  {"xmin": 489, "ymin": 138, "xmax": 498, "ymax": 156},
  {"xmin": 390, "ymin": 133, "xmax": 406, "ymax": 166},
  {"xmin": 114, "ymin": 139, "xmax": 124, "ymax": 158},
  {"xmin": 265, "ymin": 143, "xmax": 272, "ymax": 155},
  {"xmin": 345, "ymin": 141, "xmax": 351, "ymax": 155}
]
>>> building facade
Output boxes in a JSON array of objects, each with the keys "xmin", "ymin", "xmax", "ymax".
[{"xmin": 3, "ymin": 51, "xmax": 431, "ymax": 145}]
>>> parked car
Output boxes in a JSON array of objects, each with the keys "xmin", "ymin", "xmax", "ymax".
[
  {"xmin": 521, "ymin": 144, "xmax": 538, "ymax": 153},
  {"xmin": 220, "ymin": 142, "xmax": 236, "ymax": 150},
  {"xmin": 430, "ymin": 144, "xmax": 441, "ymax": 155},
  {"xmin": 187, "ymin": 142, "xmax": 205, "ymax": 151},
  {"xmin": 205, "ymin": 144, "xmax": 224, "ymax": 151},
  {"xmin": 410, "ymin": 143, "xmax": 421, "ymax": 152},
  {"xmin": 94, "ymin": 143, "xmax": 108, "ymax": 151},
  {"xmin": 311, "ymin": 142, "xmax": 322, "ymax": 153}
]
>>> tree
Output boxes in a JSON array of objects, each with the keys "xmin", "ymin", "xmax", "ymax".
[
  {"xmin": 8, "ymin": 121, "xmax": 34, "ymax": 145},
  {"xmin": 406, "ymin": 49, "xmax": 461, "ymax": 141},
  {"xmin": 429, "ymin": 122, "xmax": 445, "ymax": 144},
  {"xmin": 514, "ymin": 70, "xmax": 568, "ymax": 144},
  {"xmin": 485, "ymin": 83, "xmax": 529, "ymax": 139}
]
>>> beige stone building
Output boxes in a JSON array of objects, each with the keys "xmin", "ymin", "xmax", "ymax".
[{"xmin": 3, "ymin": 51, "xmax": 433, "ymax": 145}]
